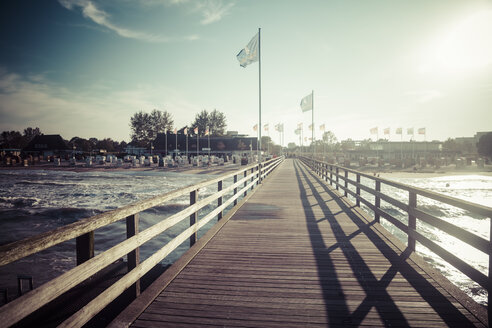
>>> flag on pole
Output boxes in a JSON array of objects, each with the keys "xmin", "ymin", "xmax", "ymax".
[
  {"xmin": 184, "ymin": 128, "xmax": 188, "ymax": 135},
  {"xmin": 300, "ymin": 93, "xmax": 313, "ymax": 112},
  {"xmin": 370, "ymin": 127, "xmax": 378, "ymax": 135},
  {"xmin": 319, "ymin": 124, "xmax": 325, "ymax": 132},
  {"xmin": 308, "ymin": 124, "xmax": 313, "ymax": 131},
  {"xmin": 294, "ymin": 128, "xmax": 300, "ymax": 135},
  {"xmin": 396, "ymin": 127, "xmax": 402, "ymax": 135},
  {"xmin": 237, "ymin": 32, "xmax": 259, "ymax": 68},
  {"xmin": 297, "ymin": 122, "xmax": 303, "ymax": 129},
  {"xmin": 194, "ymin": 127, "xmax": 198, "ymax": 134},
  {"xmin": 407, "ymin": 128, "xmax": 414, "ymax": 135},
  {"xmin": 279, "ymin": 123, "xmax": 284, "ymax": 132},
  {"xmin": 275, "ymin": 124, "xmax": 279, "ymax": 131},
  {"xmin": 418, "ymin": 128, "xmax": 426, "ymax": 135},
  {"xmin": 384, "ymin": 128, "xmax": 390, "ymax": 135},
  {"xmin": 253, "ymin": 124, "xmax": 258, "ymax": 131},
  {"xmin": 264, "ymin": 123, "xmax": 269, "ymax": 132}
]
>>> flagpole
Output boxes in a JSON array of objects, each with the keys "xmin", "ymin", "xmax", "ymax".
[
  {"xmin": 311, "ymin": 90, "xmax": 314, "ymax": 158},
  {"xmin": 258, "ymin": 27, "xmax": 262, "ymax": 182}
]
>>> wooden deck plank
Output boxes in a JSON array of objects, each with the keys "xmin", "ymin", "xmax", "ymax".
[{"xmin": 121, "ymin": 159, "xmax": 486, "ymax": 328}]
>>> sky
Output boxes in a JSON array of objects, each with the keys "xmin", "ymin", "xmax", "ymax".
[{"xmin": 1, "ymin": 0, "xmax": 491, "ymax": 146}]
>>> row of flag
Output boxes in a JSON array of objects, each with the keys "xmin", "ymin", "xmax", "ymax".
[
  {"xmin": 253, "ymin": 123, "xmax": 284, "ymax": 132},
  {"xmin": 370, "ymin": 127, "xmax": 426, "ymax": 135},
  {"xmin": 164, "ymin": 127, "xmax": 210, "ymax": 135},
  {"xmin": 253, "ymin": 123, "xmax": 325, "ymax": 134}
]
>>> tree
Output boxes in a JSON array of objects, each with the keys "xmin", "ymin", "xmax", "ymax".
[
  {"xmin": 0, "ymin": 131, "xmax": 23, "ymax": 148},
  {"xmin": 96, "ymin": 138, "xmax": 116, "ymax": 152},
  {"xmin": 288, "ymin": 142, "xmax": 297, "ymax": 149},
  {"xmin": 477, "ymin": 132, "xmax": 492, "ymax": 159},
  {"xmin": 149, "ymin": 109, "xmax": 173, "ymax": 139},
  {"xmin": 261, "ymin": 136, "xmax": 272, "ymax": 152},
  {"xmin": 190, "ymin": 109, "xmax": 227, "ymax": 136},
  {"xmin": 130, "ymin": 111, "xmax": 149, "ymax": 146},
  {"xmin": 322, "ymin": 131, "xmax": 337, "ymax": 145},
  {"xmin": 69, "ymin": 137, "xmax": 92, "ymax": 152},
  {"xmin": 23, "ymin": 127, "xmax": 42, "ymax": 142},
  {"xmin": 130, "ymin": 109, "xmax": 173, "ymax": 146},
  {"xmin": 209, "ymin": 109, "xmax": 227, "ymax": 136}
]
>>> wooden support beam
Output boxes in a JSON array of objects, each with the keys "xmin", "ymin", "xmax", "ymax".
[
  {"xmin": 126, "ymin": 214, "xmax": 140, "ymax": 298},
  {"xmin": 76, "ymin": 231, "xmax": 94, "ymax": 265}
]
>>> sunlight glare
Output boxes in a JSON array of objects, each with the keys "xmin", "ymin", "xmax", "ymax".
[{"xmin": 424, "ymin": 9, "xmax": 492, "ymax": 75}]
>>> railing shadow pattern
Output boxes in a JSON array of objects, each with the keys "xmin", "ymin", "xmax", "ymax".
[{"xmin": 293, "ymin": 159, "xmax": 478, "ymax": 327}]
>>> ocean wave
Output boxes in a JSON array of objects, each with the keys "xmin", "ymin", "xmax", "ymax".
[
  {"xmin": 0, "ymin": 196, "xmax": 41, "ymax": 208},
  {"xmin": 15, "ymin": 180, "xmax": 78, "ymax": 187}
]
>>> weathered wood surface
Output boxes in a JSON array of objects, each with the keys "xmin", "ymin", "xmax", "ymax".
[{"xmin": 125, "ymin": 158, "xmax": 487, "ymax": 327}]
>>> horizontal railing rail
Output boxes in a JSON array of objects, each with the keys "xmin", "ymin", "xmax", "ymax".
[
  {"xmin": 299, "ymin": 156, "xmax": 492, "ymax": 318},
  {"xmin": 0, "ymin": 156, "xmax": 284, "ymax": 328}
]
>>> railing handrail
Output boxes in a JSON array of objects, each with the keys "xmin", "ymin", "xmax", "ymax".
[
  {"xmin": 299, "ymin": 156, "xmax": 491, "ymax": 293},
  {"xmin": 0, "ymin": 157, "xmax": 280, "ymax": 267},
  {"xmin": 306, "ymin": 158, "xmax": 492, "ymax": 218},
  {"xmin": 0, "ymin": 156, "xmax": 284, "ymax": 328}
]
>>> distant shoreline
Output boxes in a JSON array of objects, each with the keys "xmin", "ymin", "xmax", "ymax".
[
  {"xmin": 359, "ymin": 164, "xmax": 492, "ymax": 179},
  {"xmin": 378, "ymin": 170, "xmax": 492, "ymax": 179},
  {"xmin": 2, "ymin": 161, "xmax": 491, "ymax": 178}
]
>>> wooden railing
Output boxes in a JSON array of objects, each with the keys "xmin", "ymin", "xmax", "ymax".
[
  {"xmin": 299, "ymin": 156, "xmax": 492, "ymax": 317},
  {"xmin": 0, "ymin": 156, "xmax": 284, "ymax": 327}
]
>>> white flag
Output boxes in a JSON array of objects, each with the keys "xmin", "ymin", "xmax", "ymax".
[
  {"xmin": 237, "ymin": 32, "xmax": 259, "ymax": 68},
  {"xmin": 300, "ymin": 93, "xmax": 313, "ymax": 112}
]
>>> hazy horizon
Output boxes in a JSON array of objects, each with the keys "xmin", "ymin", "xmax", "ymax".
[{"xmin": 1, "ymin": 0, "xmax": 491, "ymax": 145}]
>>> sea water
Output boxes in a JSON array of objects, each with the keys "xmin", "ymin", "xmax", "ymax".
[{"xmin": 0, "ymin": 169, "xmax": 221, "ymax": 296}]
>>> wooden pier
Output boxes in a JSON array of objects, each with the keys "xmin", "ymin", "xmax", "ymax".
[{"xmin": 111, "ymin": 159, "xmax": 487, "ymax": 327}]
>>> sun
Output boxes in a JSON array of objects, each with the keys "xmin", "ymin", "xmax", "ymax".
[{"xmin": 423, "ymin": 9, "xmax": 492, "ymax": 75}]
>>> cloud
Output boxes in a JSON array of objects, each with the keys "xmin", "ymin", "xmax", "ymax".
[
  {"xmin": 195, "ymin": 0, "xmax": 234, "ymax": 25},
  {"xmin": 59, "ymin": 0, "xmax": 169, "ymax": 42},
  {"xmin": 0, "ymin": 70, "xmax": 202, "ymax": 140},
  {"xmin": 406, "ymin": 90, "xmax": 443, "ymax": 103}
]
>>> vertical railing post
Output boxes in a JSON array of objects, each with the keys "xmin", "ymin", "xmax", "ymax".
[
  {"xmin": 375, "ymin": 180, "xmax": 381, "ymax": 223},
  {"xmin": 488, "ymin": 218, "xmax": 492, "ymax": 328},
  {"xmin": 258, "ymin": 162, "xmax": 262, "ymax": 184},
  {"xmin": 344, "ymin": 170, "xmax": 348, "ymax": 197},
  {"xmin": 330, "ymin": 165, "xmax": 333, "ymax": 186},
  {"xmin": 356, "ymin": 173, "xmax": 361, "ymax": 207},
  {"xmin": 408, "ymin": 191, "xmax": 417, "ymax": 251},
  {"xmin": 126, "ymin": 213, "xmax": 140, "ymax": 298},
  {"xmin": 251, "ymin": 167, "xmax": 254, "ymax": 190},
  {"xmin": 336, "ymin": 167, "xmax": 339, "ymax": 190},
  {"xmin": 190, "ymin": 190, "xmax": 198, "ymax": 247},
  {"xmin": 217, "ymin": 180, "xmax": 223, "ymax": 220},
  {"xmin": 243, "ymin": 170, "xmax": 248, "ymax": 196},
  {"xmin": 76, "ymin": 231, "xmax": 94, "ymax": 265},
  {"xmin": 233, "ymin": 174, "xmax": 238, "ymax": 206}
]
